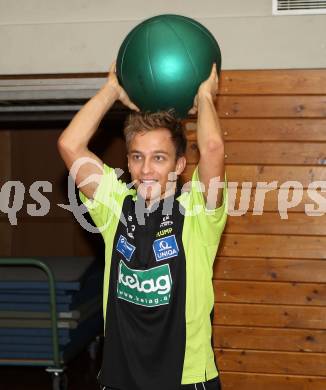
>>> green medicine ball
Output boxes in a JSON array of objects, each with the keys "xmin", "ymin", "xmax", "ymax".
[{"xmin": 116, "ymin": 14, "xmax": 222, "ymax": 118}]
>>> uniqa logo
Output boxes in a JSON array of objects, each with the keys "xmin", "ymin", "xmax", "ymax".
[
  {"xmin": 156, "ymin": 248, "xmax": 177, "ymax": 260},
  {"xmin": 118, "ymin": 262, "xmax": 171, "ymax": 295},
  {"xmin": 153, "ymin": 235, "xmax": 179, "ymax": 262}
]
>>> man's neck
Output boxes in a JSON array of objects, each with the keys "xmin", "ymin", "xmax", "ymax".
[{"xmin": 145, "ymin": 187, "xmax": 176, "ymax": 210}]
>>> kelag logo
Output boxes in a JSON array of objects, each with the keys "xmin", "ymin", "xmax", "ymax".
[
  {"xmin": 152, "ymin": 235, "xmax": 179, "ymax": 262},
  {"xmin": 117, "ymin": 260, "xmax": 172, "ymax": 307}
]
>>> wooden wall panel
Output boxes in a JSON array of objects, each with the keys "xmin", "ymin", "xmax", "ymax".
[
  {"xmin": 185, "ymin": 119, "xmax": 326, "ymax": 141},
  {"xmin": 182, "ymin": 164, "xmax": 326, "ymax": 188},
  {"xmin": 3, "ymin": 121, "xmax": 127, "ymax": 258},
  {"xmin": 220, "ymin": 372, "xmax": 326, "ymax": 390},
  {"xmin": 0, "ymin": 131, "xmax": 12, "ymax": 254},
  {"xmin": 231, "ymin": 188, "xmax": 324, "ymax": 213},
  {"xmin": 214, "ymin": 303, "xmax": 326, "ymax": 329},
  {"xmin": 184, "ymin": 68, "xmax": 326, "ymax": 389},
  {"xmin": 73, "ymin": 222, "xmax": 104, "ymax": 257},
  {"xmin": 219, "ymin": 234, "xmax": 326, "ymax": 259},
  {"xmin": 224, "ymin": 213, "xmax": 326, "ymax": 235},
  {"xmin": 0, "ymin": 131, "xmax": 11, "ymax": 221},
  {"xmin": 0, "ymin": 131, "xmax": 11, "ymax": 182},
  {"xmin": 214, "ymin": 280, "xmax": 326, "ymax": 306},
  {"xmin": 187, "ymin": 140, "xmax": 326, "ymax": 165},
  {"xmin": 215, "ymin": 349, "xmax": 326, "ymax": 376},
  {"xmin": 219, "ymin": 69, "xmax": 326, "ymax": 95},
  {"xmin": 213, "ymin": 326, "xmax": 326, "ymax": 353},
  {"xmin": 223, "ymin": 142, "xmax": 326, "ymax": 165},
  {"xmin": 11, "ymin": 220, "xmax": 75, "ymax": 256},
  {"xmin": 10, "ymin": 129, "xmax": 69, "ymax": 219},
  {"xmin": 214, "ymin": 257, "xmax": 326, "ymax": 283},
  {"xmin": 215, "ymin": 96, "xmax": 326, "ymax": 118},
  {"xmin": 0, "ymin": 221, "xmax": 11, "ymax": 256}
]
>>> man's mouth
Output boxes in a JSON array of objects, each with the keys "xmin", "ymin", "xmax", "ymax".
[{"xmin": 140, "ymin": 179, "xmax": 158, "ymax": 185}]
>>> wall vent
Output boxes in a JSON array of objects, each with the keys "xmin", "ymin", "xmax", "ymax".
[{"xmin": 273, "ymin": 0, "xmax": 326, "ymax": 15}]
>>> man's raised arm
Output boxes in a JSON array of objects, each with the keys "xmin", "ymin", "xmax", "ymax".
[
  {"xmin": 57, "ymin": 61, "xmax": 139, "ymax": 200},
  {"xmin": 188, "ymin": 63, "xmax": 225, "ymax": 209}
]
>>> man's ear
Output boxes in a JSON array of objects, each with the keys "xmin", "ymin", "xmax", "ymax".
[{"xmin": 175, "ymin": 156, "xmax": 186, "ymax": 176}]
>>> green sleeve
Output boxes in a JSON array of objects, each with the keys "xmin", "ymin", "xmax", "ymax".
[
  {"xmin": 78, "ymin": 163, "xmax": 129, "ymax": 233},
  {"xmin": 180, "ymin": 165, "xmax": 228, "ymax": 246}
]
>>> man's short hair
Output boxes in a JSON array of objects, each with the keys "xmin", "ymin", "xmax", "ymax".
[{"xmin": 123, "ymin": 109, "xmax": 187, "ymax": 159}]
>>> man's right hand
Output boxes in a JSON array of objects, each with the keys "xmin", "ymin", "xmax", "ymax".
[
  {"xmin": 107, "ymin": 61, "xmax": 140, "ymax": 112},
  {"xmin": 58, "ymin": 60, "xmax": 140, "ymax": 202}
]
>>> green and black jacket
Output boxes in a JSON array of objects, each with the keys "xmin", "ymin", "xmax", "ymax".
[{"xmin": 80, "ymin": 163, "xmax": 228, "ymax": 390}]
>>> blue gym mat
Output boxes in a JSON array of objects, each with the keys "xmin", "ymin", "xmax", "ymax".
[
  {"xmin": 0, "ymin": 256, "xmax": 104, "ymax": 364},
  {"xmin": 0, "ymin": 311, "xmax": 102, "ymax": 360}
]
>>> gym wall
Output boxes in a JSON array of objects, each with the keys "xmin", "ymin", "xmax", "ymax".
[
  {"xmin": 0, "ymin": 0, "xmax": 325, "ymax": 74},
  {"xmin": 182, "ymin": 68, "xmax": 326, "ymax": 390},
  {"xmin": 0, "ymin": 118, "xmax": 129, "ymax": 258}
]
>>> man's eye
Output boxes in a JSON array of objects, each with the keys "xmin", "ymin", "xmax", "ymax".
[
  {"xmin": 155, "ymin": 155, "xmax": 165, "ymax": 161},
  {"xmin": 133, "ymin": 155, "xmax": 141, "ymax": 160}
]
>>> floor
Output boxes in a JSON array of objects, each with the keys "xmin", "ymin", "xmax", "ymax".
[{"xmin": 0, "ymin": 344, "xmax": 102, "ymax": 390}]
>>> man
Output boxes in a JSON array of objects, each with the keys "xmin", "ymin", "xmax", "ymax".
[{"xmin": 58, "ymin": 61, "xmax": 227, "ymax": 390}]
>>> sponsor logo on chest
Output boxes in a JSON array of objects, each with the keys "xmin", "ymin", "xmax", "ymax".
[
  {"xmin": 152, "ymin": 235, "xmax": 179, "ymax": 262},
  {"xmin": 117, "ymin": 260, "xmax": 172, "ymax": 307},
  {"xmin": 116, "ymin": 235, "xmax": 135, "ymax": 261},
  {"xmin": 159, "ymin": 214, "xmax": 173, "ymax": 228},
  {"xmin": 156, "ymin": 227, "xmax": 173, "ymax": 238}
]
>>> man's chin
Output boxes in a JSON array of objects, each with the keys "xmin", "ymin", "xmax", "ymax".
[{"xmin": 137, "ymin": 187, "xmax": 162, "ymax": 204}]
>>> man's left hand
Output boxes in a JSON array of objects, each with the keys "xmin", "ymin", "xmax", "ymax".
[{"xmin": 188, "ymin": 63, "xmax": 219, "ymax": 115}]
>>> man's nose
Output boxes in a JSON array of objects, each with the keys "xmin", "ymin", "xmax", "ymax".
[{"xmin": 141, "ymin": 157, "xmax": 152, "ymax": 175}]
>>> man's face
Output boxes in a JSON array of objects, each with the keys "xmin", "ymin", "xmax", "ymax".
[{"xmin": 127, "ymin": 128, "xmax": 186, "ymax": 205}]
